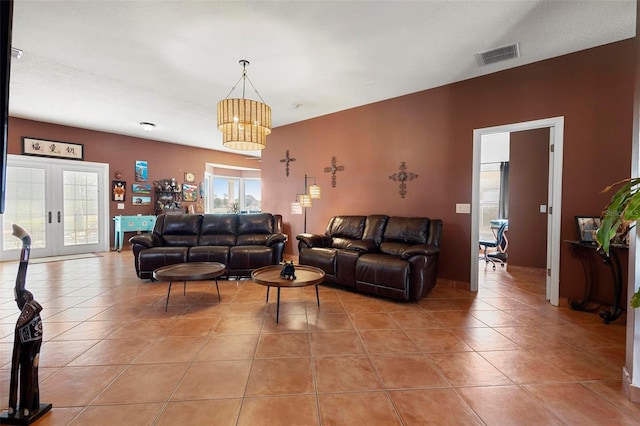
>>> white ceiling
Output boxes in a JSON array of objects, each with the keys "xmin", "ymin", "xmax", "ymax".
[{"xmin": 8, "ymin": 0, "xmax": 636, "ymax": 156}]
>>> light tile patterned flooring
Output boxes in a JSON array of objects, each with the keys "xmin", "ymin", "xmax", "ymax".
[{"xmin": 0, "ymin": 253, "xmax": 638, "ymax": 425}]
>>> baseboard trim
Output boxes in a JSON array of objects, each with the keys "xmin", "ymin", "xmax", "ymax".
[{"xmin": 622, "ymin": 366, "xmax": 640, "ymax": 403}]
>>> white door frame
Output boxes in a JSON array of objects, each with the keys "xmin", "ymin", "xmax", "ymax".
[
  {"xmin": 1, "ymin": 154, "xmax": 110, "ymax": 260},
  {"xmin": 471, "ymin": 117, "xmax": 564, "ymax": 305}
]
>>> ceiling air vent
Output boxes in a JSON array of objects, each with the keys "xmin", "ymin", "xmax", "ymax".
[{"xmin": 478, "ymin": 43, "xmax": 520, "ymax": 66}]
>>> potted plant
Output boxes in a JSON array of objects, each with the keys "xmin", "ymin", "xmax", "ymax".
[{"xmin": 596, "ymin": 177, "xmax": 640, "ymax": 308}]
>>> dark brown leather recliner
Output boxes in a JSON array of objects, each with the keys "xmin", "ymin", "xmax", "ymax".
[
  {"xmin": 130, "ymin": 213, "xmax": 286, "ymax": 279},
  {"xmin": 297, "ymin": 215, "xmax": 442, "ymax": 302}
]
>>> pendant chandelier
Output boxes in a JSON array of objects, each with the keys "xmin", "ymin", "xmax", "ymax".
[{"xmin": 217, "ymin": 60, "xmax": 272, "ymax": 151}]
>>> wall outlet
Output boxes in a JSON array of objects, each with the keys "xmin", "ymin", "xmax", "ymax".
[
  {"xmin": 456, "ymin": 203, "xmax": 471, "ymax": 214},
  {"xmin": 540, "ymin": 204, "xmax": 547, "ymax": 213},
  {"xmin": 117, "ymin": 203, "xmax": 125, "ymax": 210}
]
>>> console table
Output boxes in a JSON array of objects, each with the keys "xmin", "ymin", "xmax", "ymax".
[
  {"xmin": 565, "ymin": 240, "xmax": 627, "ymax": 323},
  {"xmin": 113, "ymin": 215, "xmax": 156, "ymax": 252}
]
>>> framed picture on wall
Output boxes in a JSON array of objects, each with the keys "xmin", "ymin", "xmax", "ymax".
[
  {"xmin": 112, "ymin": 180, "xmax": 126, "ymax": 201},
  {"xmin": 575, "ymin": 216, "xmax": 600, "ymax": 244},
  {"xmin": 132, "ymin": 196, "xmax": 151, "ymax": 206},
  {"xmin": 132, "ymin": 183, "xmax": 152, "ymax": 194},
  {"xmin": 182, "ymin": 183, "xmax": 198, "ymax": 202},
  {"xmin": 135, "ymin": 160, "xmax": 148, "ymax": 182},
  {"xmin": 22, "ymin": 137, "xmax": 84, "ymax": 160}
]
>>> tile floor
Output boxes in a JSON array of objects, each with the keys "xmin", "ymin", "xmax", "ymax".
[{"xmin": 0, "ymin": 253, "xmax": 638, "ymax": 425}]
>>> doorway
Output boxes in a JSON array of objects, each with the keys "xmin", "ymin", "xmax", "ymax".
[
  {"xmin": 0, "ymin": 154, "xmax": 110, "ymax": 260},
  {"xmin": 471, "ymin": 117, "xmax": 564, "ymax": 305}
]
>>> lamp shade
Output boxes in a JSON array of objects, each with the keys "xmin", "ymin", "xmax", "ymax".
[
  {"xmin": 308, "ymin": 184, "xmax": 321, "ymax": 199},
  {"xmin": 299, "ymin": 194, "xmax": 312, "ymax": 207},
  {"xmin": 217, "ymin": 98, "xmax": 272, "ymax": 150},
  {"xmin": 290, "ymin": 201, "xmax": 303, "ymax": 215}
]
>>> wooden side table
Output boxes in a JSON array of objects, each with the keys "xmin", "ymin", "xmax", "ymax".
[
  {"xmin": 153, "ymin": 262, "xmax": 226, "ymax": 311},
  {"xmin": 252, "ymin": 265, "xmax": 325, "ymax": 323}
]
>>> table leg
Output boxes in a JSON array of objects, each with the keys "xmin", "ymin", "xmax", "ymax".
[
  {"xmin": 165, "ymin": 281, "xmax": 174, "ymax": 312},
  {"xmin": 215, "ymin": 278, "xmax": 221, "ymax": 302},
  {"xmin": 266, "ymin": 286, "xmax": 270, "ymax": 303},
  {"xmin": 568, "ymin": 244, "xmax": 596, "ymax": 311},
  {"xmin": 599, "ymin": 250, "xmax": 624, "ymax": 323},
  {"xmin": 276, "ymin": 287, "xmax": 281, "ymax": 323},
  {"xmin": 183, "ymin": 281, "xmax": 187, "ymax": 296},
  {"xmin": 315, "ymin": 284, "xmax": 320, "ymax": 307}
]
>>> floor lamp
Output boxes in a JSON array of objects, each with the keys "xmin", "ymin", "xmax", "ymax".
[{"xmin": 291, "ymin": 174, "xmax": 321, "ymax": 233}]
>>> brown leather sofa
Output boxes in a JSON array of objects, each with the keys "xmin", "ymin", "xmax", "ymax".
[
  {"xmin": 297, "ymin": 215, "xmax": 442, "ymax": 301},
  {"xmin": 130, "ymin": 213, "xmax": 286, "ymax": 279}
]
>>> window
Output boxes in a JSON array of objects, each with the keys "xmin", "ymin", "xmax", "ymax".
[{"xmin": 210, "ymin": 176, "xmax": 261, "ymax": 213}]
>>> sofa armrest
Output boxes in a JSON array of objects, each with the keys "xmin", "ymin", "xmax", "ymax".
[
  {"xmin": 401, "ymin": 244, "xmax": 440, "ymax": 259},
  {"xmin": 266, "ymin": 232, "xmax": 287, "ymax": 246},
  {"xmin": 129, "ymin": 233, "xmax": 162, "ymax": 249},
  {"xmin": 347, "ymin": 239, "xmax": 378, "ymax": 253},
  {"xmin": 296, "ymin": 233, "xmax": 330, "ymax": 249}
]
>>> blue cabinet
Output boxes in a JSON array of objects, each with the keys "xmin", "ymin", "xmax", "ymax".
[{"xmin": 113, "ymin": 215, "xmax": 156, "ymax": 252}]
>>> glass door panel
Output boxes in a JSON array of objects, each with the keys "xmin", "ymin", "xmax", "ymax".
[
  {"xmin": 2, "ymin": 165, "xmax": 47, "ymax": 253},
  {"xmin": 63, "ymin": 170, "xmax": 100, "ymax": 247}
]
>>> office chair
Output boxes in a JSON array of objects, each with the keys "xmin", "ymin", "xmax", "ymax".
[{"xmin": 479, "ymin": 220, "xmax": 508, "ymax": 270}]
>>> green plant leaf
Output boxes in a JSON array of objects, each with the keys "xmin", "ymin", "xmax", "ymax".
[
  {"xmin": 596, "ymin": 177, "xmax": 640, "ymax": 255},
  {"xmin": 631, "ymin": 290, "xmax": 640, "ymax": 309}
]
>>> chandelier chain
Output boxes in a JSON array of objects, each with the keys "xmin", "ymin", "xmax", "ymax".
[{"xmin": 222, "ymin": 62, "xmax": 267, "ymax": 104}]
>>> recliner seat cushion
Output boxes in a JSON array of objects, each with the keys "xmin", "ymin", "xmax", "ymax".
[
  {"xmin": 356, "ymin": 253, "xmax": 410, "ymax": 291},
  {"xmin": 229, "ymin": 246, "xmax": 273, "ymax": 270},
  {"xmin": 138, "ymin": 247, "xmax": 189, "ymax": 274},
  {"xmin": 188, "ymin": 246, "xmax": 229, "ymax": 264}
]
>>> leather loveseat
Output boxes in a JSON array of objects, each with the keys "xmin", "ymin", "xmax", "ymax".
[
  {"xmin": 130, "ymin": 213, "xmax": 286, "ymax": 279},
  {"xmin": 297, "ymin": 215, "xmax": 442, "ymax": 301}
]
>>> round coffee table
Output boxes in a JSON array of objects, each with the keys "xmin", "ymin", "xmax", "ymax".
[
  {"xmin": 153, "ymin": 262, "xmax": 226, "ymax": 311},
  {"xmin": 251, "ymin": 264, "xmax": 325, "ymax": 323}
]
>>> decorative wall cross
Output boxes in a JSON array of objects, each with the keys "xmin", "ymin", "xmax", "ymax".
[
  {"xmin": 389, "ymin": 162, "xmax": 418, "ymax": 198},
  {"xmin": 323, "ymin": 156, "xmax": 345, "ymax": 187},
  {"xmin": 279, "ymin": 150, "xmax": 296, "ymax": 177}
]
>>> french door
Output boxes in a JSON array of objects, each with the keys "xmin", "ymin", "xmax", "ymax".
[{"xmin": 0, "ymin": 154, "xmax": 109, "ymax": 260}]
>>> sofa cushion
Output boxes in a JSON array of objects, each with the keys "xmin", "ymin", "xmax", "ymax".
[
  {"xmin": 188, "ymin": 246, "xmax": 230, "ymax": 264},
  {"xmin": 326, "ymin": 216, "xmax": 366, "ymax": 240},
  {"xmin": 198, "ymin": 214, "xmax": 237, "ymax": 246},
  {"xmin": 379, "ymin": 241, "xmax": 410, "ymax": 256},
  {"xmin": 238, "ymin": 213, "xmax": 274, "ymax": 234},
  {"xmin": 356, "ymin": 253, "xmax": 410, "ymax": 292},
  {"xmin": 237, "ymin": 234, "xmax": 270, "ymax": 245},
  {"xmin": 383, "ymin": 217, "xmax": 429, "ymax": 245},
  {"xmin": 138, "ymin": 247, "xmax": 189, "ymax": 275},
  {"xmin": 331, "ymin": 237, "xmax": 362, "ymax": 250},
  {"xmin": 299, "ymin": 247, "xmax": 336, "ymax": 277},
  {"xmin": 229, "ymin": 245, "xmax": 274, "ymax": 270},
  {"xmin": 161, "ymin": 214, "xmax": 202, "ymax": 247},
  {"xmin": 363, "ymin": 215, "xmax": 389, "ymax": 245}
]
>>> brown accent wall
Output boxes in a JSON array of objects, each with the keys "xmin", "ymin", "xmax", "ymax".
[
  {"xmin": 261, "ymin": 39, "xmax": 635, "ymax": 300},
  {"xmin": 508, "ymin": 128, "xmax": 549, "ymax": 269},
  {"xmin": 6, "ymin": 118, "xmax": 260, "ymax": 247},
  {"xmin": 6, "ymin": 39, "xmax": 635, "ymax": 301}
]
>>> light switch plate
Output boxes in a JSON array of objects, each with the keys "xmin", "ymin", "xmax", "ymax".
[
  {"xmin": 117, "ymin": 203, "xmax": 125, "ymax": 210},
  {"xmin": 456, "ymin": 203, "xmax": 471, "ymax": 214},
  {"xmin": 540, "ymin": 204, "xmax": 547, "ymax": 213}
]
